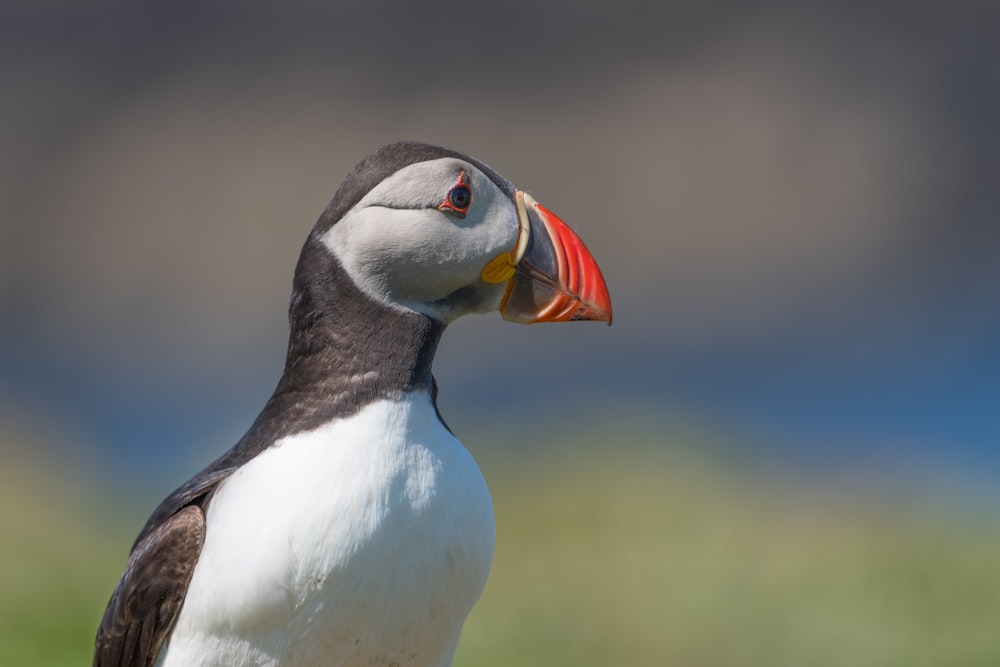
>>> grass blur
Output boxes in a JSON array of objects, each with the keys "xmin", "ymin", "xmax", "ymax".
[
  {"xmin": 459, "ymin": 443, "xmax": 1000, "ymax": 666},
  {"xmin": 3, "ymin": 437, "xmax": 1000, "ymax": 666},
  {"xmin": 0, "ymin": 451, "xmax": 124, "ymax": 667}
]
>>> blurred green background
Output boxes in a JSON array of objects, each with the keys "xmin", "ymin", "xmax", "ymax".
[{"xmin": 2, "ymin": 1, "xmax": 999, "ymax": 665}]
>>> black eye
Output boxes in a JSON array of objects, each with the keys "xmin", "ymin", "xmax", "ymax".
[
  {"xmin": 448, "ymin": 185, "xmax": 471, "ymax": 210},
  {"xmin": 438, "ymin": 171, "xmax": 473, "ymax": 217}
]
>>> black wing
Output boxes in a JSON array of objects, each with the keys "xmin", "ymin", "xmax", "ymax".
[
  {"xmin": 93, "ymin": 505, "xmax": 205, "ymax": 667},
  {"xmin": 93, "ymin": 467, "xmax": 238, "ymax": 667}
]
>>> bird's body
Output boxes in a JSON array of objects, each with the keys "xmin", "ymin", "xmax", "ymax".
[
  {"xmin": 157, "ymin": 392, "xmax": 493, "ymax": 667},
  {"xmin": 95, "ymin": 142, "xmax": 611, "ymax": 667}
]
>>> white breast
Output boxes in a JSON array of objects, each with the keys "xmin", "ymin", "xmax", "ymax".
[{"xmin": 155, "ymin": 391, "xmax": 496, "ymax": 667}]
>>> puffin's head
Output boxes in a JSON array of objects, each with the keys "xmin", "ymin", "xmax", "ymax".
[{"xmin": 312, "ymin": 142, "xmax": 612, "ymax": 326}]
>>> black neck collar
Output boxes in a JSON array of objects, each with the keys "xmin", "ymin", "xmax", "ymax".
[
  {"xmin": 134, "ymin": 238, "xmax": 445, "ymax": 542},
  {"xmin": 218, "ymin": 238, "xmax": 444, "ymax": 469}
]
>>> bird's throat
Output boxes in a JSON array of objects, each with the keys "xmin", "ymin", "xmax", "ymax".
[{"xmin": 269, "ymin": 240, "xmax": 444, "ymax": 435}]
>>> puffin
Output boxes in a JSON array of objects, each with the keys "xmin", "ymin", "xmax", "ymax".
[{"xmin": 93, "ymin": 141, "xmax": 612, "ymax": 667}]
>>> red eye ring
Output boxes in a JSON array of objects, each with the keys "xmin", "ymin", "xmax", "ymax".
[{"xmin": 438, "ymin": 171, "xmax": 472, "ymax": 217}]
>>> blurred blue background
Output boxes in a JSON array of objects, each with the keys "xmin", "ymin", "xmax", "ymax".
[{"xmin": 2, "ymin": 0, "xmax": 997, "ymax": 490}]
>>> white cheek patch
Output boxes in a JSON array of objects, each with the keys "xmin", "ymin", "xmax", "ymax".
[
  {"xmin": 319, "ymin": 162, "xmax": 521, "ymax": 317},
  {"xmin": 319, "ymin": 208, "xmax": 413, "ymax": 308}
]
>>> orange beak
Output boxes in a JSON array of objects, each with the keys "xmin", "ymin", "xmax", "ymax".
[{"xmin": 496, "ymin": 192, "xmax": 612, "ymax": 325}]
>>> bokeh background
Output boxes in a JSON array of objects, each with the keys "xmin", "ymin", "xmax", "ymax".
[{"xmin": 2, "ymin": 1, "xmax": 999, "ymax": 665}]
